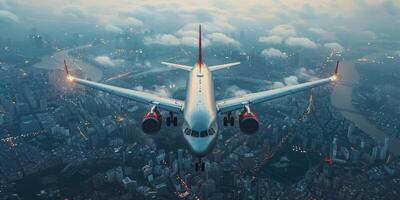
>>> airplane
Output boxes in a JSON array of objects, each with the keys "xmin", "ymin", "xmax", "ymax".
[{"xmin": 64, "ymin": 24, "xmax": 339, "ymax": 171}]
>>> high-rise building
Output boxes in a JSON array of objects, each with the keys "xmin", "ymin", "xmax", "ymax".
[
  {"xmin": 347, "ymin": 122, "xmax": 355, "ymax": 141},
  {"xmin": 379, "ymin": 137, "xmax": 389, "ymax": 160},
  {"xmin": 371, "ymin": 146, "xmax": 378, "ymax": 163},
  {"xmin": 331, "ymin": 137, "xmax": 338, "ymax": 159}
]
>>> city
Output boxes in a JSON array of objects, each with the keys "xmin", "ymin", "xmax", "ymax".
[{"xmin": 1, "ymin": 1, "xmax": 400, "ymax": 200}]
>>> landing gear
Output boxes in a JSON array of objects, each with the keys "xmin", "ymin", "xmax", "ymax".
[
  {"xmin": 166, "ymin": 112, "xmax": 178, "ymax": 127},
  {"xmin": 223, "ymin": 112, "xmax": 235, "ymax": 127},
  {"xmin": 195, "ymin": 158, "xmax": 205, "ymax": 172}
]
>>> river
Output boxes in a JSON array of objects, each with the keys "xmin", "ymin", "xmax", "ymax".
[{"xmin": 330, "ymin": 60, "xmax": 400, "ymax": 155}]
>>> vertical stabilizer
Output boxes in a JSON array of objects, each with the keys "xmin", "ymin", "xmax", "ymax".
[{"xmin": 198, "ymin": 24, "xmax": 202, "ymax": 65}]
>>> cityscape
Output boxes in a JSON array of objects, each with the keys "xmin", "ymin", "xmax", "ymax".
[{"xmin": 1, "ymin": 1, "xmax": 400, "ymax": 200}]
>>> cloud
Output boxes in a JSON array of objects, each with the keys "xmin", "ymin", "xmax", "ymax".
[
  {"xmin": 134, "ymin": 85, "xmax": 171, "ymax": 97},
  {"xmin": 124, "ymin": 17, "xmax": 143, "ymax": 27},
  {"xmin": 0, "ymin": 10, "xmax": 19, "ymax": 23},
  {"xmin": 144, "ymin": 31, "xmax": 236, "ymax": 47},
  {"xmin": 104, "ymin": 24, "xmax": 122, "ymax": 33},
  {"xmin": 272, "ymin": 82, "xmax": 285, "ymax": 89},
  {"xmin": 324, "ymin": 42, "xmax": 344, "ymax": 52},
  {"xmin": 61, "ymin": 6, "xmax": 86, "ymax": 19},
  {"xmin": 95, "ymin": 56, "xmax": 123, "ymax": 67},
  {"xmin": 226, "ymin": 85, "xmax": 249, "ymax": 97},
  {"xmin": 284, "ymin": 76, "xmax": 299, "ymax": 86},
  {"xmin": 258, "ymin": 35, "xmax": 282, "ymax": 44},
  {"xmin": 270, "ymin": 24, "xmax": 296, "ymax": 38},
  {"xmin": 143, "ymin": 34, "xmax": 180, "ymax": 46},
  {"xmin": 296, "ymin": 67, "xmax": 318, "ymax": 81},
  {"xmin": 358, "ymin": 30, "xmax": 377, "ymax": 40},
  {"xmin": 261, "ymin": 48, "xmax": 288, "ymax": 59},
  {"xmin": 395, "ymin": 50, "xmax": 400, "ymax": 57},
  {"xmin": 207, "ymin": 32, "xmax": 240, "ymax": 47},
  {"xmin": 285, "ymin": 37, "xmax": 317, "ymax": 49}
]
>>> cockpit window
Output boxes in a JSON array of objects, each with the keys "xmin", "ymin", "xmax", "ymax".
[
  {"xmin": 191, "ymin": 130, "xmax": 199, "ymax": 137},
  {"xmin": 208, "ymin": 128, "xmax": 215, "ymax": 135},
  {"xmin": 200, "ymin": 130, "xmax": 208, "ymax": 137},
  {"xmin": 184, "ymin": 128, "xmax": 191, "ymax": 135}
]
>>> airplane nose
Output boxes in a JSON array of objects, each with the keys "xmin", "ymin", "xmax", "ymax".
[{"xmin": 185, "ymin": 137, "xmax": 214, "ymax": 157}]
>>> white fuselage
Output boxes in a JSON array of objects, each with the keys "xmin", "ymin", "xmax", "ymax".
[{"xmin": 182, "ymin": 63, "xmax": 218, "ymax": 157}]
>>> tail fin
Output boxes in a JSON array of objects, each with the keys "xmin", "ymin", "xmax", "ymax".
[
  {"xmin": 198, "ymin": 24, "xmax": 202, "ymax": 65},
  {"xmin": 334, "ymin": 60, "xmax": 339, "ymax": 75},
  {"xmin": 64, "ymin": 59, "xmax": 69, "ymax": 74}
]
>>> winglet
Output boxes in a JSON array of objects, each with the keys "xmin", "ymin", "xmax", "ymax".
[
  {"xmin": 198, "ymin": 24, "xmax": 202, "ymax": 65},
  {"xmin": 334, "ymin": 60, "xmax": 339, "ymax": 75},
  {"xmin": 64, "ymin": 59, "xmax": 69, "ymax": 74}
]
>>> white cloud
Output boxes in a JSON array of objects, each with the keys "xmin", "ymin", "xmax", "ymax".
[
  {"xmin": 0, "ymin": 10, "xmax": 19, "ymax": 23},
  {"xmin": 394, "ymin": 50, "xmax": 400, "ymax": 57},
  {"xmin": 285, "ymin": 37, "xmax": 317, "ymax": 49},
  {"xmin": 124, "ymin": 17, "xmax": 143, "ymax": 27},
  {"xmin": 284, "ymin": 76, "xmax": 299, "ymax": 86},
  {"xmin": 308, "ymin": 27, "xmax": 328, "ymax": 36},
  {"xmin": 143, "ymin": 34, "xmax": 180, "ymax": 46},
  {"xmin": 105, "ymin": 24, "xmax": 122, "ymax": 33},
  {"xmin": 134, "ymin": 85, "xmax": 171, "ymax": 97},
  {"xmin": 324, "ymin": 42, "xmax": 344, "ymax": 52},
  {"xmin": 270, "ymin": 24, "xmax": 296, "ymax": 38},
  {"xmin": 261, "ymin": 48, "xmax": 288, "ymax": 59},
  {"xmin": 207, "ymin": 32, "xmax": 240, "ymax": 47},
  {"xmin": 258, "ymin": 35, "xmax": 282, "ymax": 44},
  {"xmin": 296, "ymin": 67, "xmax": 318, "ymax": 81},
  {"xmin": 95, "ymin": 55, "xmax": 123, "ymax": 67},
  {"xmin": 226, "ymin": 85, "xmax": 249, "ymax": 97},
  {"xmin": 272, "ymin": 82, "xmax": 285, "ymax": 89}
]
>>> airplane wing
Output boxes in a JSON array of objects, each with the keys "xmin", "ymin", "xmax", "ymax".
[
  {"xmin": 208, "ymin": 62, "xmax": 240, "ymax": 71},
  {"xmin": 216, "ymin": 61, "xmax": 340, "ymax": 114},
  {"xmin": 161, "ymin": 62, "xmax": 192, "ymax": 71},
  {"xmin": 64, "ymin": 60, "xmax": 184, "ymax": 113}
]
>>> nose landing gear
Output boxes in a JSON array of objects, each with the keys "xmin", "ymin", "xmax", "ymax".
[
  {"xmin": 195, "ymin": 157, "xmax": 205, "ymax": 172},
  {"xmin": 166, "ymin": 112, "xmax": 178, "ymax": 127},
  {"xmin": 223, "ymin": 112, "xmax": 235, "ymax": 127}
]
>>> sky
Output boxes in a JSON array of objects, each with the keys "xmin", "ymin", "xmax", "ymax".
[{"xmin": 1, "ymin": 0, "xmax": 400, "ymax": 50}]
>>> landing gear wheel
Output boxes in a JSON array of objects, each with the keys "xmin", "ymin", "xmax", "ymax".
[
  {"xmin": 173, "ymin": 117, "xmax": 178, "ymax": 127},
  {"xmin": 195, "ymin": 163, "xmax": 199, "ymax": 172},
  {"xmin": 230, "ymin": 117, "xmax": 234, "ymax": 126},
  {"xmin": 166, "ymin": 117, "xmax": 171, "ymax": 127},
  {"xmin": 223, "ymin": 117, "xmax": 228, "ymax": 127}
]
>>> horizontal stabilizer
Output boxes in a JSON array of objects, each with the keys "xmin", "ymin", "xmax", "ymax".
[
  {"xmin": 161, "ymin": 62, "xmax": 192, "ymax": 71},
  {"xmin": 209, "ymin": 62, "xmax": 240, "ymax": 71}
]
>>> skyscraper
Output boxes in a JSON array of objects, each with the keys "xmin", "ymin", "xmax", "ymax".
[{"xmin": 379, "ymin": 137, "xmax": 389, "ymax": 160}]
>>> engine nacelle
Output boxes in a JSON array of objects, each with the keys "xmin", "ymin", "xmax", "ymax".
[
  {"xmin": 142, "ymin": 110, "xmax": 162, "ymax": 134},
  {"xmin": 239, "ymin": 111, "xmax": 259, "ymax": 134}
]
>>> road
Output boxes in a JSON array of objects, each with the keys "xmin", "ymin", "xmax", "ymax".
[{"xmin": 330, "ymin": 60, "xmax": 400, "ymax": 155}]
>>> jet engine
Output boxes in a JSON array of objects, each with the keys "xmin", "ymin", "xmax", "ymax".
[
  {"xmin": 142, "ymin": 109, "xmax": 162, "ymax": 134},
  {"xmin": 239, "ymin": 110, "xmax": 259, "ymax": 134}
]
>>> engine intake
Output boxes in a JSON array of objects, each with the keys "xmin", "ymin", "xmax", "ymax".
[
  {"xmin": 142, "ymin": 110, "xmax": 162, "ymax": 134},
  {"xmin": 239, "ymin": 110, "xmax": 259, "ymax": 134}
]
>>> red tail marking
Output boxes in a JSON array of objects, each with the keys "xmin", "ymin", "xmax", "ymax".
[
  {"xmin": 198, "ymin": 24, "xmax": 202, "ymax": 68},
  {"xmin": 64, "ymin": 59, "xmax": 69, "ymax": 74},
  {"xmin": 334, "ymin": 60, "xmax": 339, "ymax": 74}
]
